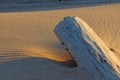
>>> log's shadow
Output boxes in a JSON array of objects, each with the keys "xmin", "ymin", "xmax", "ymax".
[
  {"xmin": 0, "ymin": 1, "xmax": 120, "ymax": 12},
  {"xmin": 61, "ymin": 59, "xmax": 78, "ymax": 68}
]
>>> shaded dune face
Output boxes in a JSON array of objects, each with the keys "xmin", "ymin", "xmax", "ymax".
[{"xmin": 0, "ymin": 57, "xmax": 95, "ymax": 80}]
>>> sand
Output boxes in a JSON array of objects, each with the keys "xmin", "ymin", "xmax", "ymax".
[{"xmin": 0, "ymin": 1, "xmax": 120, "ymax": 80}]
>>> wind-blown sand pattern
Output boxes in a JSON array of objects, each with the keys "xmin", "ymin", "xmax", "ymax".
[{"xmin": 0, "ymin": 1, "xmax": 120, "ymax": 80}]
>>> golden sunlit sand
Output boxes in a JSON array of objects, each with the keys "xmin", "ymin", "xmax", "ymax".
[{"xmin": 0, "ymin": 2, "xmax": 120, "ymax": 80}]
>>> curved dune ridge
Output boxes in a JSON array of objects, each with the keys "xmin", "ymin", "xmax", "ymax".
[{"xmin": 0, "ymin": 1, "xmax": 120, "ymax": 80}]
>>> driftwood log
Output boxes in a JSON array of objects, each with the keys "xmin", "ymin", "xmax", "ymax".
[{"xmin": 54, "ymin": 16, "xmax": 120, "ymax": 80}]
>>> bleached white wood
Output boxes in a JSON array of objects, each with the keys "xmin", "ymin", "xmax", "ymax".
[{"xmin": 54, "ymin": 16, "xmax": 120, "ymax": 80}]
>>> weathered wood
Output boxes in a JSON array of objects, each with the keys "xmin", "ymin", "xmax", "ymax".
[{"xmin": 54, "ymin": 16, "xmax": 120, "ymax": 80}]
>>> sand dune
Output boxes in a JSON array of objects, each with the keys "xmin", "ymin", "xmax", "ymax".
[{"xmin": 0, "ymin": 1, "xmax": 120, "ymax": 80}]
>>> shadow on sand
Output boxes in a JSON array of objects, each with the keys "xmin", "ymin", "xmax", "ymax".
[
  {"xmin": 0, "ymin": 1, "xmax": 120, "ymax": 12},
  {"xmin": 0, "ymin": 57, "xmax": 77, "ymax": 80}
]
